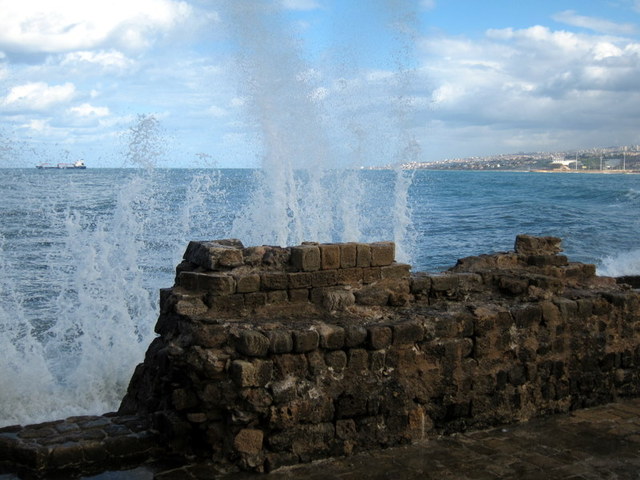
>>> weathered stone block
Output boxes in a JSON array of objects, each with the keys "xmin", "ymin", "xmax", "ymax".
[
  {"xmin": 336, "ymin": 268, "xmax": 363, "ymax": 285},
  {"xmin": 234, "ymin": 429, "xmax": 263, "ymax": 455},
  {"xmin": 389, "ymin": 291, "xmax": 410, "ymax": 307},
  {"xmin": 183, "ymin": 240, "xmax": 244, "ymax": 270},
  {"xmin": 512, "ymin": 304, "xmax": 542, "ymax": 328},
  {"xmin": 565, "ymin": 263, "xmax": 597, "ymax": 280},
  {"xmin": 236, "ymin": 331, "xmax": 270, "ymax": 357},
  {"xmin": 529, "ymin": 274, "xmax": 564, "ymax": 293},
  {"xmin": 325, "ymin": 350, "xmax": 347, "ymax": 370},
  {"xmin": 306, "ymin": 350, "xmax": 326, "ymax": 375},
  {"xmin": 344, "ymin": 325, "xmax": 368, "ymax": 347},
  {"xmin": 370, "ymin": 242, "xmax": 395, "ymax": 266},
  {"xmin": 362, "ymin": 267, "xmax": 382, "ymax": 284},
  {"xmin": 347, "ymin": 349, "xmax": 368, "ymax": 371},
  {"xmin": 457, "ymin": 273, "xmax": 484, "ymax": 292},
  {"xmin": 356, "ymin": 243, "xmax": 371, "ymax": 267},
  {"xmin": 319, "ymin": 244, "xmax": 341, "ymax": 270},
  {"xmin": 274, "ymin": 354, "xmax": 308, "ymax": 378},
  {"xmin": 288, "ymin": 288, "xmax": 309, "ymax": 303},
  {"xmin": 335, "ymin": 419, "xmax": 357, "ymax": 440},
  {"xmin": 369, "ymin": 350, "xmax": 386, "ymax": 370},
  {"xmin": 261, "ymin": 272, "xmax": 288, "ymax": 291},
  {"xmin": 235, "ymin": 274, "xmax": 261, "ymax": 293},
  {"xmin": 497, "ymin": 275, "xmax": 529, "ymax": 296},
  {"xmin": 173, "ymin": 297, "xmax": 208, "ymax": 318},
  {"xmin": 270, "ymin": 380, "xmax": 297, "ymax": 404},
  {"xmin": 290, "ymin": 245, "xmax": 320, "ymax": 272},
  {"xmin": 514, "ymin": 234, "xmax": 562, "ymax": 255},
  {"xmin": 309, "ymin": 270, "xmax": 338, "ymax": 287},
  {"xmin": 392, "ymin": 321, "xmax": 425, "ymax": 345},
  {"xmin": 411, "ymin": 274, "xmax": 432, "ymax": 294},
  {"xmin": 245, "ymin": 292, "xmax": 267, "ymax": 309},
  {"xmin": 288, "ymin": 272, "xmax": 313, "ymax": 289},
  {"xmin": 368, "ymin": 326, "xmax": 392, "ymax": 350},
  {"xmin": 267, "ymin": 290, "xmax": 288, "ymax": 304},
  {"xmin": 381, "ymin": 263, "xmax": 411, "ymax": 280},
  {"xmin": 340, "ymin": 243, "xmax": 357, "ymax": 268},
  {"xmin": 540, "ymin": 301, "xmax": 561, "ymax": 325},
  {"xmin": 318, "ymin": 324, "xmax": 345, "ymax": 349},
  {"xmin": 430, "ymin": 274, "xmax": 459, "ymax": 293},
  {"xmin": 206, "ymin": 293, "xmax": 245, "ymax": 312},
  {"xmin": 48, "ymin": 442, "xmax": 84, "ymax": 468},
  {"xmin": 269, "ymin": 403, "xmax": 301, "ymax": 429},
  {"xmin": 293, "ymin": 330, "xmax": 319, "ymax": 353},
  {"xmin": 553, "ymin": 297, "xmax": 578, "ymax": 320},
  {"xmin": 230, "ymin": 360, "xmax": 273, "ymax": 387},
  {"xmin": 526, "ymin": 255, "xmax": 569, "ymax": 267},
  {"xmin": 267, "ymin": 331, "xmax": 293, "ymax": 354},
  {"xmin": 320, "ymin": 288, "xmax": 355, "ymax": 311},
  {"xmin": 355, "ymin": 285, "xmax": 389, "ymax": 306},
  {"xmin": 178, "ymin": 272, "xmax": 236, "ymax": 295}
]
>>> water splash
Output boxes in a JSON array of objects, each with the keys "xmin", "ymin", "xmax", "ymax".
[
  {"xmin": 0, "ymin": 117, "xmax": 234, "ymax": 427},
  {"xmin": 224, "ymin": 1, "xmax": 417, "ymax": 255},
  {"xmin": 599, "ymin": 249, "xmax": 640, "ymax": 277}
]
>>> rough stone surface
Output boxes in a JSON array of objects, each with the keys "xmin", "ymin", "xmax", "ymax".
[
  {"xmin": 113, "ymin": 236, "xmax": 640, "ymax": 473},
  {"xmin": 3, "ymin": 236, "xmax": 640, "ymax": 479},
  {"xmin": 0, "ymin": 415, "xmax": 158, "ymax": 479}
]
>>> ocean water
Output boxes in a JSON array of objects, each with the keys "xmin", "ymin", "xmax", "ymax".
[{"xmin": 0, "ymin": 167, "xmax": 639, "ymax": 427}]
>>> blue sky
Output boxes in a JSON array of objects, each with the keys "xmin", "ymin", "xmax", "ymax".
[{"xmin": 1, "ymin": 0, "xmax": 640, "ymax": 167}]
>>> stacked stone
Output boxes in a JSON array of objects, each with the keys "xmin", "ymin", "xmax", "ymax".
[
  {"xmin": 5, "ymin": 235, "xmax": 640, "ymax": 479},
  {"xmin": 173, "ymin": 240, "xmax": 411, "ymax": 314},
  {"xmin": 112, "ymin": 235, "xmax": 640, "ymax": 474},
  {"xmin": 0, "ymin": 415, "xmax": 158, "ymax": 478}
]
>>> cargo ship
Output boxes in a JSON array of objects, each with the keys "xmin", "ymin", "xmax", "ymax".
[{"xmin": 36, "ymin": 160, "xmax": 87, "ymax": 170}]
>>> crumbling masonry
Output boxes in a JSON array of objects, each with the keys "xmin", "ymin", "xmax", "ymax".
[{"xmin": 115, "ymin": 235, "xmax": 640, "ymax": 473}]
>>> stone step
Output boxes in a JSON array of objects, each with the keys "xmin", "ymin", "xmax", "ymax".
[{"xmin": 0, "ymin": 414, "xmax": 161, "ymax": 478}]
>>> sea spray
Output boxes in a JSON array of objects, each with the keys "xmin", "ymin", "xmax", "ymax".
[
  {"xmin": 0, "ymin": 118, "xmax": 238, "ymax": 427},
  {"xmin": 600, "ymin": 249, "xmax": 640, "ymax": 277},
  {"xmin": 223, "ymin": 1, "xmax": 416, "ymax": 254},
  {"xmin": 0, "ymin": 171, "xmax": 162, "ymax": 427}
]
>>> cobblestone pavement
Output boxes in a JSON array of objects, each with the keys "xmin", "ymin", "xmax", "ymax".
[
  {"xmin": 0, "ymin": 414, "xmax": 159, "ymax": 479},
  {"xmin": 2, "ymin": 398, "xmax": 640, "ymax": 479},
  {"xmin": 158, "ymin": 397, "xmax": 640, "ymax": 480}
]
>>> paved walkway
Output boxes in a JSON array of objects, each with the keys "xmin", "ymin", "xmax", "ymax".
[
  {"xmin": 159, "ymin": 397, "xmax": 640, "ymax": 480},
  {"xmin": 2, "ymin": 398, "xmax": 640, "ymax": 479}
]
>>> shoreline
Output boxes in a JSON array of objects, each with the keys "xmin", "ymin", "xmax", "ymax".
[{"xmin": 401, "ymin": 168, "xmax": 640, "ymax": 174}]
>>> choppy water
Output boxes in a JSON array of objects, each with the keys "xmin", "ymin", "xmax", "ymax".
[{"xmin": 0, "ymin": 167, "xmax": 638, "ymax": 427}]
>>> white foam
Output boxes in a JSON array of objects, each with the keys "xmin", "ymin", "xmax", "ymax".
[{"xmin": 599, "ymin": 249, "xmax": 640, "ymax": 277}]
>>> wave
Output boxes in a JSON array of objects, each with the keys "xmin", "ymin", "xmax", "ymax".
[{"xmin": 599, "ymin": 249, "xmax": 640, "ymax": 277}]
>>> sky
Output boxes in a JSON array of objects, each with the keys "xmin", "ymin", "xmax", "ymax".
[{"xmin": 1, "ymin": 0, "xmax": 640, "ymax": 168}]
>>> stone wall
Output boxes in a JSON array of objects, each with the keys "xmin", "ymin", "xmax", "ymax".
[{"xmin": 119, "ymin": 235, "xmax": 640, "ymax": 473}]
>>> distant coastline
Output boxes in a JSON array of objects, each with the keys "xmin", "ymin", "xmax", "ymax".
[
  {"xmin": 529, "ymin": 169, "xmax": 639, "ymax": 174},
  {"xmin": 399, "ymin": 145, "xmax": 640, "ymax": 173}
]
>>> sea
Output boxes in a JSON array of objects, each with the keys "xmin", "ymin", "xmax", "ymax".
[{"xmin": 0, "ymin": 167, "xmax": 639, "ymax": 428}]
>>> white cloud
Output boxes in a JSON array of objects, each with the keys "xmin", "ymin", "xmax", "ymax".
[
  {"xmin": 60, "ymin": 50, "xmax": 135, "ymax": 73},
  {"xmin": 1, "ymin": 82, "xmax": 76, "ymax": 111},
  {"xmin": 0, "ymin": 0, "xmax": 196, "ymax": 55},
  {"xmin": 552, "ymin": 10, "xmax": 637, "ymax": 35},
  {"xmin": 25, "ymin": 119, "xmax": 49, "ymax": 132},
  {"xmin": 417, "ymin": 24, "xmax": 640, "ymax": 159},
  {"xmin": 68, "ymin": 103, "xmax": 110, "ymax": 117}
]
